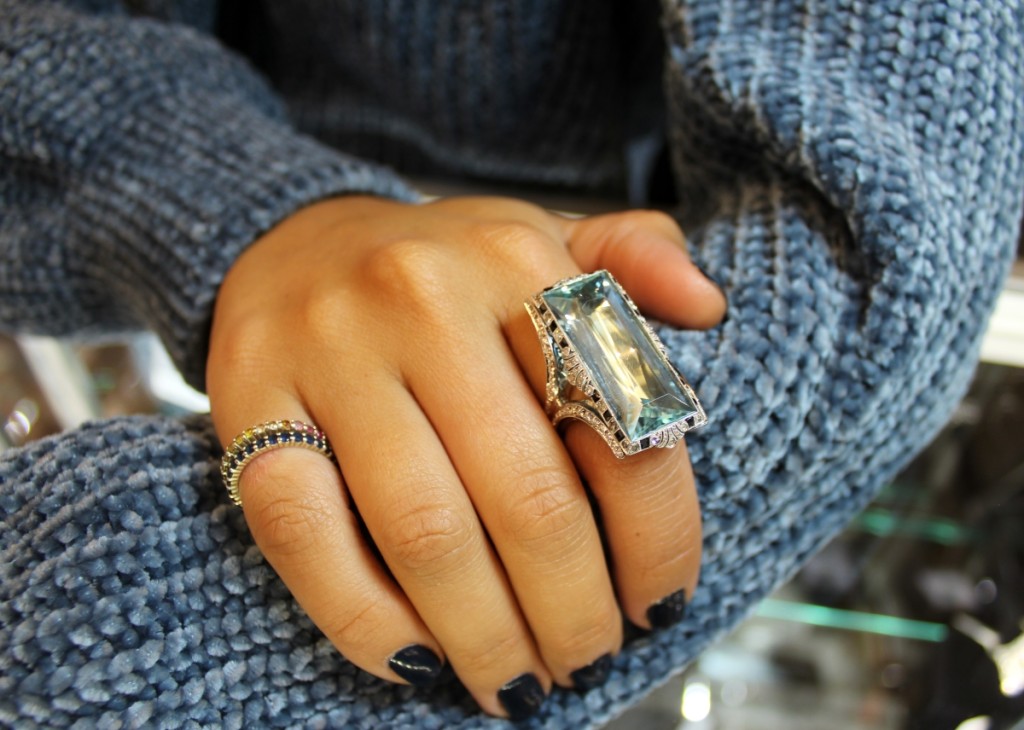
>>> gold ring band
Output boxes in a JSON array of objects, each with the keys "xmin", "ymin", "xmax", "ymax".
[{"xmin": 220, "ymin": 420, "xmax": 333, "ymax": 506}]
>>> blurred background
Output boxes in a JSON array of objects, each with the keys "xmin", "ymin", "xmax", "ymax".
[{"xmin": 2, "ymin": 249, "xmax": 1021, "ymax": 730}]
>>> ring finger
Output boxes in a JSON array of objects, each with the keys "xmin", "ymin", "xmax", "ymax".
[{"xmin": 315, "ymin": 375, "xmax": 553, "ymax": 720}]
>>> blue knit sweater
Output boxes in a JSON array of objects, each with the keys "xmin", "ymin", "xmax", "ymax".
[{"xmin": 1, "ymin": 0, "xmax": 1022, "ymax": 727}]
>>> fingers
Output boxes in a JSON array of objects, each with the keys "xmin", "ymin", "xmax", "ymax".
[
  {"xmin": 560, "ymin": 209, "xmax": 727, "ymax": 329},
  {"xmin": 564, "ymin": 424, "xmax": 702, "ymax": 629},
  {"xmin": 316, "ymin": 376, "xmax": 553, "ymax": 718},
  {"xmin": 205, "ymin": 195, "xmax": 714, "ymax": 722},
  {"xmin": 550, "ymin": 209, "xmax": 712, "ymax": 616},
  {"xmin": 210, "ymin": 394, "xmax": 447, "ymax": 691},
  {"xmin": 505, "ymin": 274, "xmax": 703, "ymax": 634},
  {"xmin": 404, "ymin": 317, "xmax": 623, "ymax": 693}
]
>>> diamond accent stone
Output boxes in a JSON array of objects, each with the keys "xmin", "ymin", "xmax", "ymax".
[{"xmin": 541, "ymin": 271, "xmax": 699, "ymax": 442}]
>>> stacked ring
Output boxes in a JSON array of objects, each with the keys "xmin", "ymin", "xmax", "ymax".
[{"xmin": 220, "ymin": 420, "xmax": 334, "ymax": 506}]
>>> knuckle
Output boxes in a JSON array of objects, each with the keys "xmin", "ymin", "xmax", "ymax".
[
  {"xmin": 619, "ymin": 209, "xmax": 680, "ymax": 237},
  {"xmin": 216, "ymin": 284, "xmax": 360, "ymax": 366},
  {"xmin": 635, "ymin": 208, "xmax": 679, "ymax": 230},
  {"xmin": 500, "ymin": 468, "xmax": 588, "ymax": 549},
  {"xmin": 210, "ymin": 311, "xmax": 281, "ymax": 375},
  {"xmin": 248, "ymin": 496, "xmax": 328, "ymax": 559},
  {"xmin": 474, "ymin": 219, "xmax": 560, "ymax": 276},
  {"xmin": 477, "ymin": 219, "xmax": 546, "ymax": 250},
  {"xmin": 358, "ymin": 239, "xmax": 461, "ymax": 329},
  {"xmin": 294, "ymin": 285, "xmax": 358, "ymax": 339},
  {"xmin": 548, "ymin": 605, "xmax": 619, "ymax": 658},
  {"xmin": 457, "ymin": 630, "xmax": 525, "ymax": 676},
  {"xmin": 382, "ymin": 501, "xmax": 476, "ymax": 577},
  {"xmin": 362, "ymin": 239, "xmax": 452, "ymax": 300},
  {"xmin": 322, "ymin": 601, "xmax": 387, "ymax": 655},
  {"xmin": 634, "ymin": 518, "xmax": 698, "ymax": 581}
]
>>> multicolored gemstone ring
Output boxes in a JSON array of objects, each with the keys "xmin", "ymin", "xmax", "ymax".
[
  {"xmin": 525, "ymin": 270, "xmax": 707, "ymax": 458},
  {"xmin": 221, "ymin": 420, "xmax": 333, "ymax": 506}
]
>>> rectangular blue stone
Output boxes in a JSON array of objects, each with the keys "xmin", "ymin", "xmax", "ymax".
[{"xmin": 541, "ymin": 270, "xmax": 699, "ymax": 443}]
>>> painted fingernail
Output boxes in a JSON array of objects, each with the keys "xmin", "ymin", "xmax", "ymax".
[
  {"xmin": 497, "ymin": 673, "xmax": 545, "ymax": 721},
  {"xmin": 647, "ymin": 589, "xmax": 688, "ymax": 629},
  {"xmin": 437, "ymin": 661, "xmax": 456, "ymax": 684},
  {"xmin": 388, "ymin": 645, "xmax": 444, "ymax": 688},
  {"xmin": 570, "ymin": 653, "xmax": 612, "ymax": 691}
]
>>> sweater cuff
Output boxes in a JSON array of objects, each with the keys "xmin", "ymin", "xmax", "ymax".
[{"xmin": 69, "ymin": 89, "xmax": 419, "ymax": 392}]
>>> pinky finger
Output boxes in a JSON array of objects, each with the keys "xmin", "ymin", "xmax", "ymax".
[{"xmin": 238, "ymin": 441, "xmax": 446, "ymax": 688}]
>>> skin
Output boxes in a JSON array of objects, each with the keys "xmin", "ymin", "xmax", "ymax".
[{"xmin": 207, "ymin": 195, "xmax": 726, "ymax": 718}]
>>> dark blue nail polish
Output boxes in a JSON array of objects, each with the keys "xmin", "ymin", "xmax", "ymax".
[
  {"xmin": 388, "ymin": 645, "xmax": 444, "ymax": 688},
  {"xmin": 647, "ymin": 589, "xmax": 688, "ymax": 629},
  {"xmin": 436, "ymin": 661, "xmax": 456, "ymax": 684},
  {"xmin": 498, "ymin": 673, "xmax": 545, "ymax": 721},
  {"xmin": 570, "ymin": 653, "xmax": 612, "ymax": 691}
]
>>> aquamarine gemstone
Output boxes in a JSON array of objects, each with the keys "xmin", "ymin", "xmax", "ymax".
[{"xmin": 542, "ymin": 271, "xmax": 698, "ymax": 442}]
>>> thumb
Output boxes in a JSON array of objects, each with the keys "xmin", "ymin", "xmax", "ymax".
[{"xmin": 561, "ymin": 210, "xmax": 727, "ymax": 329}]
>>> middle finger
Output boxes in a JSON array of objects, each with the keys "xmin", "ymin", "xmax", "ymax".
[
  {"xmin": 314, "ymin": 374, "xmax": 552, "ymax": 719},
  {"xmin": 505, "ymin": 271, "xmax": 703, "ymax": 631},
  {"xmin": 407, "ymin": 316, "xmax": 622, "ymax": 689}
]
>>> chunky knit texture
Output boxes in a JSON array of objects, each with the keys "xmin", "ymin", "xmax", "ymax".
[{"xmin": 2, "ymin": 0, "xmax": 1023, "ymax": 727}]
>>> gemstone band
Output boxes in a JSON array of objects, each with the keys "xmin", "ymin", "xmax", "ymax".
[
  {"xmin": 221, "ymin": 420, "xmax": 334, "ymax": 506},
  {"xmin": 525, "ymin": 270, "xmax": 707, "ymax": 458}
]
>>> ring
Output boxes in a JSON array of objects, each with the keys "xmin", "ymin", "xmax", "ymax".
[
  {"xmin": 525, "ymin": 270, "xmax": 707, "ymax": 458},
  {"xmin": 220, "ymin": 420, "xmax": 334, "ymax": 506}
]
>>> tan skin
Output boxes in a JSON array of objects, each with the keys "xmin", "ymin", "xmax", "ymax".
[{"xmin": 207, "ymin": 195, "xmax": 726, "ymax": 718}]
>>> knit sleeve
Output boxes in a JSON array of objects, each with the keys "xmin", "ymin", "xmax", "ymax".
[
  {"xmin": 0, "ymin": 1, "xmax": 417, "ymax": 391},
  {"xmin": 1, "ymin": 3, "xmax": 1022, "ymax": 730},
  {"xmin": 653, "ymin": 0, "xmax": 1024, "ymax": 653}
]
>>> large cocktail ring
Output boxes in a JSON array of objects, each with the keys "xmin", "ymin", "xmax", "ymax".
[{"xmin": 525, "ymin": 270, "xmax": 707, "ymax": 458}]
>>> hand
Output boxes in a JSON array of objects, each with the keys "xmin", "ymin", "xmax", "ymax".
[{"xmin": 207, "ymin": 196, "xmax": 726, "ymax": 718}]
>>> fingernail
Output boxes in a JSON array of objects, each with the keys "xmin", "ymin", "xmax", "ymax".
[
  {"xmin": 647, "ymin": 589, "xmax": 689, "ymax": 629},
  {"xmin": 498, "ymin": 673, "xmax": 545, "ymax": 721},
  {"xmin": 437, "ymin": 661, "xmax": 456, "ymax": 684},
  {"xmin": 570, "ymin": 653, "xmax": 612, "ymax": 691},
  {"xmin": 388, "ymin": 644, "xmax": 444, "ymax": 688}
]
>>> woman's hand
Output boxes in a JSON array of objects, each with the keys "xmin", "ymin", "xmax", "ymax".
[{"xmin": 207, "ymin": 195, "xmax": 726, "ymax": 719}]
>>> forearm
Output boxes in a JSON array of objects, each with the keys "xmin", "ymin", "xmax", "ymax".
[{"xmin": 0, "ymin": 0, "xmax": 417, "ymax": 390}]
